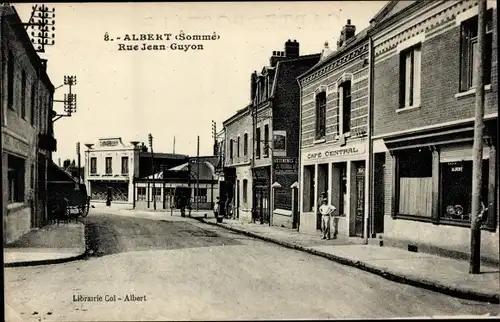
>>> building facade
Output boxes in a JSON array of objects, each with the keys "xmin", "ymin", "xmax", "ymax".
[
  {"xmin": 223, "ymin": 106, "xmax": 253, "ymax": 222},
  {"xmin": 370, "ymin": 0, "xmax": 498, "ymax": 262},
  {"xmin": 84, "ymin": 138, "xmax": 140, "ymax": 206},
  {"xmin": 298, "ymin": 20, "xmax": 371, "ymax": 237},
  {"xmin": 1, "ymin": 5, "xmax": 56, "ymax": 244},
  {"xmin": 251, "ymin": 40, "xmax": 320, "ymax": 228}
]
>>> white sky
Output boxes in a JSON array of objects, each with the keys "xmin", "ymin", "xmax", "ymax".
[{"xmin": 13, "ymin": 1, "xmax": 386, "ymax": 162}]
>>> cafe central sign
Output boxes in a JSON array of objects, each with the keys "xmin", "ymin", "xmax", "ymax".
[{"xmin": 304, "ymin": 143, "xmax": 366, "ymax": 161}]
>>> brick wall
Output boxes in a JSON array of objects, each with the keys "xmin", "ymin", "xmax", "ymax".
[
  {"xmin": 300, "ymin": 44, "xmax": 369, "ymax": 148},
  {"xmin": 224, "ymin": 110, "xmax": 252, "ymax": 166},
  {"xmin": 373, "ymin": 8, "xmax": 498, "ymax": 137}
]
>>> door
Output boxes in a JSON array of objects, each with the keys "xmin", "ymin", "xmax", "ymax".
[
  {"xmin": 355, "ymin": 165, "xmax": 365, "ymax": 237},
  {"xmin": 236, "ymin": 179, "xmax": 240, "ymax": 219}
]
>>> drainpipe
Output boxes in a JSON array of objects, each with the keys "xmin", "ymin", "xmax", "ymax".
[
  {"xmin": 297, "ymin": 77, "xmax": 303, "ymax": 232},
  {"xmin": 364, "ymin": 36, "xmax": 374, "ymax": 245}
]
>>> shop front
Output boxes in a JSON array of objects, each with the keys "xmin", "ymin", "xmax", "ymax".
[
  {"xmin": 272, "ymin": 157, "xmax": 299, "ymax": 229},
  {"xmin": 300, "ymin": 139, "xmax": 367, "ymax": 237},
  {"xmin": 380, "ymin": 121, "xmax": 498, "ymax": 262},
  {"xmin": 252, "ymin": 166, "xmax": 270, "ymax": 224}
]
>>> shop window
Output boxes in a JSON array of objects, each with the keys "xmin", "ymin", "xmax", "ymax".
[
  {"xmin": 90, "ymin": 157, "xmax": 97, "ymax": 174},
  {"xmin": 194, "ymin": 188, "xmax": 207, "ymax": 203},
  {"xmin": 243, "ymin": 133, "xmax": 248, "ymax": 156},
  {"xmin": 256, "ymin": 127, "xmax": 261, "ymax": 158},
  {"xmin": 264, "ymin": 124, "xmax": 269, "ymax": 157},
  {"xmin": 315, "ymin": 92, "xmax": 326, "ymax": 139},
  {"xmin": 302, "ymin": 165, "xmax": 315, "ymax": 212},
  {"xmin": 21, "ymin": 70, "xmax": 27, "ymax": 119},
  {"xmin": 7, "ymin": 50, "xmax": 14, "ymax": 111},
  {"xmin": 339, "ymin": 81, "xmax": 352, "ymax": 134},
  {"xmin": 30, "ymin": 83, "xmax": 36, "ymax": 126},
  {"xmin": 243, "ymin": 179, "xmax": 248, "ymax": 204},
  {"xmin": 459, "ymin": 10, "xmax": 493, "ymax": 92},
  {"xmin": 105, "ymin": 157, "xmax": 112, "ymax": 175},
  {"xmin": 153, "ymin": 187, "xmax": 162, "ymax": 201},
  {"xmin": 121, "ymin": 156, "xmax": 129, "ymax": 175},
  {"xmin": 440, "ymin": 160, "xmax": 489, "ymax": 223},
  {"xmin": 8, "ymin": 155, "xmax": 26, "ymax": 204},
  {"xmin": 397, "ymin": 148, "xmax": 432, "ymax": 217},
  {"xmin": 137, "ymin": 187, "xmax": 146, "ymax": 200},
  {"xmin": 399, "ymin": 44, "xmax": 421, "ymax": 108}
]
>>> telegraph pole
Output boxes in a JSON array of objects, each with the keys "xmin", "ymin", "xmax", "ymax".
[
  {"xmin": 196, "ymin": 135, "xmax": 200, "ymax": 211},
  {"xmin": 77, "ymin": 142, "xmax": 81, "ymax": 187},
  {"xmin": 469, "ymin": 0, "xmax": 486, "ymax": 275},
  {"xmin": 149, "ymin": 133, "xmax": 156, "ymax": 210}
]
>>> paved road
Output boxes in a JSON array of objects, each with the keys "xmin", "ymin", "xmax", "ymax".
[{"xmin": 5, "ymin": 212, "xmax": 499, "ymax": 321}]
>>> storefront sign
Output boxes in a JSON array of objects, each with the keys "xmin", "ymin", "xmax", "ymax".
[
  {"xmin": 273, "ymin": 157, "xmax": 298, "ymax": 174},
  {"xmin": 3, "ymin": 132, "xmax": 29, "ymax": 156},
  {"xmin": 273, "ymin": 131, "xmax": 287, "ymax": 157},
  {"xmin": 99, "ymin": 139, "xmax": 120, "ymax": 147},
  {"xmin": 304, "ymin": 143, "xmax": 366, "ymax": 161}
]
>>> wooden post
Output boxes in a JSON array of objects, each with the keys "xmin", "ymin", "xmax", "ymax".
[{"xmin": 470, "ymin": 0, "xmax": 486, "ymax": 274}]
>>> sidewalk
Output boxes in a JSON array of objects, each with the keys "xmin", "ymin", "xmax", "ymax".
[
  {"xmin": 192, "ymin": 214, "xmax": 500, "ymax": 304},
  {"xmin": 4, "ymin": 222, "xmax": 86, "ymax": 268}
]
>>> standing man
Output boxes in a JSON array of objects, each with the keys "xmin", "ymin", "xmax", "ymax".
[
  {"xmin": 319, "ymin": 198, "xmax": 336, "ymax": 240},
  {"xmin": 214, "ymin": 197, "xmax": 220, "ymax": 219}
]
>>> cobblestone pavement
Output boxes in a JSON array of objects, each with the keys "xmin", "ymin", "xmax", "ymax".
[{"xmin": 4, "ymin": 212, "xmax": 499, "ymax": 321}]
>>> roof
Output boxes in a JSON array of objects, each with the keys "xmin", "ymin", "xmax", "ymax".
[
  {"xmin": 47, "ymin": 161, "xmax": 77, "ymax": 183},
  {"xmin": 370, "ymin": 1, "xmax": 418, "ymax": 25},
  {"xmin": 144, "ymin": 160, "xmax": 216, "ymax": 181},
  {"xmin": 298, "ymin": 28, "xmax": 369, "ymax": 80},
  {"xmin": 222, "ymin": 104, "xmax": 252, "ymax": 126},
  {"xmin": 272, "ymin": 53, "xmax": 322, "ymax": 95},
  {"xmin": 139, "ymin": 152, "xmax": 188, "ymax": 159}
]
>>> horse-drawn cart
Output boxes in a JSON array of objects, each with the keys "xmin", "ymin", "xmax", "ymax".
[{"xmin": 49, "ymin": 184, "xmax": 91, "ymax": 224}]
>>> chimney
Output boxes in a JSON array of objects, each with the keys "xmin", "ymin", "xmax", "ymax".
[
  {"xmin": 337, "ymin": 19, "xmax": 356, "ymax": 49},
  {"xmin": 250, "ymin": 71, "xmax": 258, "ymax": 101},
  {"xmin": 284, "ymin": 39, "xmax": 299, "ymax": 58},
  {"xmin": 269, "ymin": 50, "xmax": 280, "ymax": 67}
]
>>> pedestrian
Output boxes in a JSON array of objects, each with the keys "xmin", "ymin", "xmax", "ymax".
[
  {"xmin": 214, "ymin": 197, "xmax": 220, "ymax": 219},
  {"xmin": 319, "ymin": 198, "xmax": 336, "ymax": 240}
]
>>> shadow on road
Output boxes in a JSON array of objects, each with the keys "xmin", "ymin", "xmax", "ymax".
[{"xmin": 84, "ymin": 213, "xmax": 242, "ymax": 258}]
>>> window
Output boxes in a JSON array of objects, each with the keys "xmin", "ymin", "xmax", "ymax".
[
  {"xmin": 194, "ymin": 188, "xmax": 207, "ymax": 203},
  {"xmin": 121, "ymin": 156, "xmax": 129, "ymax": 175},
  {"xmin": 256, "ymin": 127, "xmax": 261, "ymax": 158},
  {"xmin": 264, "ymin": 124, "xmax": 269, "ymax": 157},
  {"xmin": 21, "ymin": 71, "xmax": 27, "ymax": 119},
  {"xmin": 7, "ymin": 51, "xmax": 14, "ymax": 110},
  {"xmin": 339, "ymin": 81, "xmax": 352, "ymax": 134},
  {"xmin": 460, "ymin": 10, "xmax": 493, "ymax": 91},
  {"xmin": 237, "ymin": 136, "xmax": 240, "ymax": 158},
  {"xmin": 397, "ymin": 148, "xmax": 432, "ymax": 217},
  {"xmin": 315, "ymin": 92, "xmax": 326, "ymax": 139},
  {"xmin": 137, "ymin": 187, "xmax": 146, "ymax": 200},
  {"xmin": 440, "ymin": 160, "xmax": 489, "ymax": 223},
  {"xmin": 30, "ymin": 83, "xmax": 36, "ymax": 126},
  {"xmin": 243, "ymin": 133, "xmax": 248, "ymax": 156},
  {"xmin": 105, "ymin": 157, "xmax": 112, "ymax": 175},
  {"xmin": 243, "ymin": 179, "xmax": 248, "ymax": 204},
  {"xmin": 399, "ymin": 44, "xmax": 421, "ymax": 108},
  {"xmin": 229, "ymin": 139, "xmax": 234, "ymax": 159},
  {"xmin": 153, "ymin": 187, "xmax": 162, "ymax": 201},
  {"xmin": 7, "ymin": 155, "xmax": 25, "ymax": 204},
  {"xmin": 90, "ymin": 157, "xmax": 97, "ymax": 174}
]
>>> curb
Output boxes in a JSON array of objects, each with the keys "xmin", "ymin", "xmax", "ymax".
[
  {"xmin": 193, "ymin": 217, "xmax": 500, "ymax": 304},
  {"xmin": 4, "ymin": 224, "xmax": 88, "ymax": 268}
]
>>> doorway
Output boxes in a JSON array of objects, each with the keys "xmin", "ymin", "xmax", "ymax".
[
  {"xmin": 236, "ymin": 179, "xmax": 240, "ymax": 219},
  {"xmin": 372, "ymin": 153, "xmax": 385, "ymax": 236},
  {"xmin": 354, "ymin": 162, "xmax": 366, "ymax": 237}
]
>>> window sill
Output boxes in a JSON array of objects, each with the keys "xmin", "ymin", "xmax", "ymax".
[
  {"xmin": 7, "ymin": 202, "xmax": 28, "ymax": 213},
  {"xmin": 393, "ymin": 214, "xmax": 433, "ymax": 223},
  {"xmin": 455, "ymin": 84, "xmax": 492, "ymax": 99},
  {"xmin": 396, "ymin": 105, "xmax": 421, "ymax": 114},
  {"xmin": 313, "ymin": 138, "xmax": 326, "ymax": 144}
]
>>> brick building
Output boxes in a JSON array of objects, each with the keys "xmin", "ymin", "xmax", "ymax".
[
  {"xmin": 223, "ymin": 105, "xmax": 253, "ymax": 221},
  {"xmin": 250, "ymin": 40, "xmax": 320, "ymax": 228},
  {"xmin": 1, "ymin": 5, "xmax": 57, "ymax": 244},
  {"xmin": 369, "ymin": 0, "xmax": 498, "ymax": 263},
  {"xmin": 297, "ymin": 20, "xmax": 371, "ymax": 237}
]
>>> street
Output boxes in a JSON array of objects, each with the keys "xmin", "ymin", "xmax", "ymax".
[{"xmin": 5, "ymin": 212, "xmax": 499, "ymax": 321}]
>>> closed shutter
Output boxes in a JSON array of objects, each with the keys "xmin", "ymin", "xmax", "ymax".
[{"xmin": 439, "ymin": 143, "xmax": 490, "ymax": 162}]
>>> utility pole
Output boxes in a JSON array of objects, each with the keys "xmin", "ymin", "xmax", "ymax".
[
  {"xmin": 149, "ymin": 133, "xmax": 156, "ymax": 210},
  {"xmin": 173, "ymin": 136, "xmax": 176, "ymax": 154},
  {"xmin": 196, "ymin": 135, "xmax": 200, "ymax": 211},
  {"xmin": 469, "ymin": 0, "xmax": 486, "ymax": 275},
  {"xmin": 76, "ymin": 142, "xmax": 81, "ymax": 188}
]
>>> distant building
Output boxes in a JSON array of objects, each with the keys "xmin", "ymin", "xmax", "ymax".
[{"xmin": 1, "ymin": 5, "xmax": 57, "ymax": 244}]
